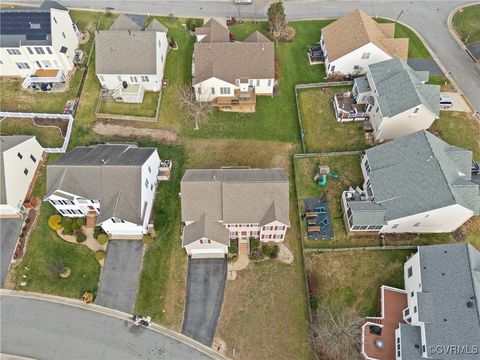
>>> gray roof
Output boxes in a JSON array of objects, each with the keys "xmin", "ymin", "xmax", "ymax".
[
  {"xmin": 145, "ymin": 19, "xmax": 168, "ymax": 33},
  {"xmin": 40, "ymin": 0, "xmax": 68, "ymax": 11},
  {"xmin": 182, "ymin": 214, "xmax": 230, "ymax": 246},
  {"xmin": 1, "ymin": 136, "xmax": 36, "ymax": 204},
  {"xmin": 354, "ymin": 75, "xmax": 371, "ymax": 94},
  {"xmin": 397, "ymin": 324, "xmax": 423, "ymax": 360},
  {"xmin": 347, "ymin": 201, "xmax": 386, "ymax": 226},
  {"xmin": 181, "ymin": 169, "xmax": 289, "ymax": 243},
  {"xmin": 417, "ymin": 243, "xmax": 480, "ymax": 359},
  {"xmin": 45, "ymin": 144, "xmax": 157, "ymax": 225},
  {"xmin": 364, "ymin": 130, "xmax": 479, "ymax": 221},
  {"xmin": 368, "ymin": 59, "xmax": 440, "ymax": 117},
  {"xmin": 95, "ymin": 30, "xmax": 158, "ymax": 75},
  {"xmin": 109, "ymin": 14, "xmax": 146, "ymax": 31}
]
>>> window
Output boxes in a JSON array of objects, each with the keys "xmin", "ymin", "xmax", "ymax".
[
  {"xmin": 35, "ymin": 61, "xmax": 42, "ymax": 68},
  {"xmin": 404, "ymin": 308, "xmax": 410, "ymax": 316},
  {"xmin": 413, "ymin": 222, "xmax": 420, "ymax": 227},
  {"xmin": 30, "ymin": 154, "xmax": 37, "ymax": 163},
  {"xmin": 27, "ymin": 47, "xmax": 34, "ymax": 54},
  {"xmin": 392, "ymin": 224, "xmax": 399, "ymax": 229},
  {"xmin": 235, "ymin": 79, "xmax": 240, "ymax": 86},
  {"xmin": 161, "ymin": 54, "xmax": 164, "ymax": 63},
  {"xmin": 141, "ymin": 75, "xmax": 149, "ymax": 82},
  {"xmin": 24, "ymin": 168, "xmax": 29, "ymax": 175},
  {"xmin": 407, "ymin": 266, "xmax": 413, "ymax": 278},
  {"xmin": 158, "ymin": 40, "xmax": 161, "ymax": 49},
  {"xmin": 148, "ymin": 166, "xmax": 151, "ymax": 173},
  {"xmin": 375, "ymin": 107, "xmax": 379, "ymax": 113},
  {"xmin": 353, "ymin": 65, "xmax": 360, "ymax": 70},
  {"xmin": 34, "ymin": 47, "xmax": 45, "ymax": 55},
  {"xmin": 145, "ymin": 179, "xmax": 149, "ymax": 188},
  {"xmin": 361, "ymin": 52, "xmax": 371, "ymax": 59},
  {"xmin": 42, "ymin": 60, "xmax": 52, "ymax": 68},
  {"xmin": 207, "ymin": 239, "xmax": 211, "ymax": 244},
  {"xmin": 413, "ymin": 107, "xmax": 419, "ymax": 114},
  {"xmin": 220, "ymin": 87, "xmax": 231, "ymax": 95},
  {"xmin": 17, "ymin": 152, "xmax": 23, "ymax": 159},
  {"xmin": 117, "ymin": 76, "xmax": 122, "ymax": 82},
  {"xmin": 267, "ymin": 79, "xmax": 272, "ymax": 87},
  {"xmin": 414, "ymin": 306, "xmax": 417, "ymax": 313},
  {"xmin": 200, "ymin": 239, "xmax": 203, "ymax": 244},
  {"xmin": 197, "ymin": 87, "xmax": 202, "ymax": 95},
  {"xmin": 330, "ymin": 65, "xmax": 335, "ymax": 72},
  {"xmin": 16, "ymin": 62, "xmax": 30, "ymax": 69},
  {"xmin": 46, "ymin": 47, "xmax": 53, "ymax": 54},
  {"xmin": 7, "ymin": 49, "xmax": 21, "ymax": 55},
  {"xmin": 211, "ymin": 87, "xmax": 215, "ymax": 95},
  {"xmin": 62, "ymin": 32, "xmax": 66, "ymax": 39},
  {"xmin": 256, "ymin": 79, "xmax": 260, "ymax": 87},
  {"xmin": 410, "ymin": 291, "xmax": 414, "ymax": 297},
  {"xmin": 112, "ymin": 218, "xmax": 125, "ymax": 223},
  {"xmin": 364, "ymin": 159, "xmax": 371, "ymax": 173},
  {"xmin": 248, "ymin": 79, "xmax": 253, "ymax": 86},
  {"xmin": 60, "ymin": 46, "xmax": 67, "ymax": 54},
  {"xmin": 53, "ymin": 17, "xmax": 57, "ymax": 24},
  {"xmin": 129, "ymin": 76, "xmax": 138, "ymax": 83},
  {"xmin": 150, "ymin": 184, "xmax": 153, "ymax": 191}
]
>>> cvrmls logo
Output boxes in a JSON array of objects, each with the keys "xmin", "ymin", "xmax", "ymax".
[{"xmin": 428, "ymin": 345, "xmax": 479, "ymax": 355}]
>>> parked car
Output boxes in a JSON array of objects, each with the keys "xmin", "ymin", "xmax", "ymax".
[
  {"xmin": 472, "ymin": 161, "xmax": 480, "ymax": 175},
  {"xmin": 233, "ymin": 0, "xmax": 252, "ymax": 4},
  {"xmin": 439, "ymin": 96, "xmax": 453, "ymax": 109}
]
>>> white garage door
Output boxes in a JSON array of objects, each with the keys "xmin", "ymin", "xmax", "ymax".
[{"xmin": 190, "ymin": 249, "xmax": 226, "ymax": 259}]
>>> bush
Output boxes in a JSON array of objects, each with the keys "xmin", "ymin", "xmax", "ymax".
[
  {"xmin": 71, "ymin": 219, "xmax": 80, "ymax": 231},
  {"xmin": 142, "ymin": 234, "xmax": 153, "ymax": 247},
  {"xmin": 249, "ymin": 247, "xmax": 263, "ymax": 260},
  {"xmin": 95, "ymin": 250, "xmax": 106, "ymax": 261},
  {"xmin": 250, "ymin": 237, "xmax": 260, "ymax": 251},
  {"xmin": 310, "ymin": 297, "xmax": 319, "ymax": 311},
  {"xmin": 262, "ymin": 244, "xmax": 273, "ymax": 257},
  {"xmin": 61, "ymin": 218, "xmax": 74, "ymax": 235},
  {"xmin": 76, "ymin": 233, "xmax": 87, "ymax": 243},
  {"xmin": 229, "ymin": 238, "xmax": 238, "ymax": 254},
  {"xmin": 76, "ymin": 217, "xmax": 86, "ymax": 227},
  {"xmin": 186, "ymin": 18, "xmax": 197, "ymax": 31},
  {"xmin": 270, "ymin": 245, "xmax": 280, "ymax": 259},
  {"xmin": 279, "ymin": 25, "xmax": 295, "ymax": 42},
  {"xmin": 97, "ymin": 233, "xmax": 109, "ymax": 245},
  {"xmin": 48, "ymin": 214, "xmax": 62, "ymax": 231},
  {"xmin": 93, "ymin": 226, "xmax": 103, "ymax": 239}
]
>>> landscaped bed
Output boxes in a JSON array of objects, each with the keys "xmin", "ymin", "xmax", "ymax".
[{"xmin": 0, "ymin": 117, "xmax": 65, "ymax": 148}]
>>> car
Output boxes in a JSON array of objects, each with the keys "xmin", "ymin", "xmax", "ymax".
[
  {"xmin": 233, "ymin": 0, "xmax": 252, "ymax": 4},
  {"xmin": 472, "ymin": 162, "xmax": 480, "ymax": 175},
  {"xmin": 439, "ymin": 96, "xmax": 453, "ymax": 109}
]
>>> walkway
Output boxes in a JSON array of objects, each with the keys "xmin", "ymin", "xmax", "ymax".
[{"xmin": 0, "ymin": 290, "xmax": 224, "ymax": 360}]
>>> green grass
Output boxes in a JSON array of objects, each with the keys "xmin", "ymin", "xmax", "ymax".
[
  {"xmin": 306, "ymin": 250, "xmax": 413, "ymax": 315},
  {"xmin": 298, "ymin": 87, "xmax": 369, "ymax": 153},
  {"xmin": 452, "ymin": 4, "xmax": 480, "ymax": 45},
  {"xmin": 98, "ymin": 91, "xmax": 159, "ymax": 117},
  {"xmin": 0, "ymin": 118, "xmax": 64, "ymax": 148},
  {"xmin": 14, "ymin": 202, "xmax": 101, "ymax": 298},
  {"xmin": 375, "ymin": 18, "xmax": 433, "ymax": 60}
]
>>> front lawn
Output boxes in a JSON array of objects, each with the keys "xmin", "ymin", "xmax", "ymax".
[
  {"xmin": 452, "ymin": 4, "xmax": 480, "ymax": 45},
  {"xmin": 298, "ymin": 87, "xmax": 369, "ymax": 153},
  {"xmin": 97, "ymin": 91, "xmax": 159, "ymax": 118},
  {"xmin": 429, "ymin": 111, "xmax": 480, "ymax": 159},
  {"xmin": 0, "ymin": 118, "xmax": 64, "ymax": 148}
]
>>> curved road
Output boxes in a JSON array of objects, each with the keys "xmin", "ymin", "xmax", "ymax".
[
  {"xmin": 7, "ymin": 0, "xmax": 480, "ymax": 113},
  {"xmin": 0, "ymin": 291, "xmax": 224, "ymax": 360}
]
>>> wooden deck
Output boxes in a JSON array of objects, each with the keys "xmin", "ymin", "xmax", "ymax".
[
  {"xmin": 362, "ymin": 287, "xmax": 407, "ymax": 360},
  {"xmin": 212, "ymin": 88, "xmax": 256, "ymax": 113}
]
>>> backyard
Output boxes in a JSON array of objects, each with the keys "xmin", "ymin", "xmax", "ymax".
[
  {"xmin": 97, "ymin": 91, "xmax": 160, "ymax": 118},
  {"xmin": 0, "ymin": 117, "xmax": 65, "ymax": 148},
  {"xmin": 452, "ymin": 4, "xmax": 480, "ymax": 45},
  {"xmin": 297, "ymin": 87, "xmax": 369, "ymax": 153}
]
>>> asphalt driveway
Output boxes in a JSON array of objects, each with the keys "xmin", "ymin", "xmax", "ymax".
[
  {"xmin": 95, "ymin": 240, "xmax": 144, "ymax": 314},
  {"xmin": 0, "ymin": 218, "xmax": 23, "ymax": 286},
  {"xmin": 182, "ymin": 258, "xmax": 227, "ymax": 346}
]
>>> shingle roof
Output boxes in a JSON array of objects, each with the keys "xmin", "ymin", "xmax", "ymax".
[
  {"xmin": 109, "ymin": 13, "xmax": 145, "ymax": 31},
  {"xmin": 368, "ymin": 59, "xmax": 440, "ymax": 117},
  {"xmin": 45, "ymin": 144, "xmax": 157, "ymax": 225},
  {"xmin": 417, "ymin": 243, "xmax": 480, "ymax": 359},
  {"xmin": 397, "ymin": 324, "xmax": 423, "ymax": 360},
  {"xmin": 96, "ymin": 30, "xmax": 158, "ymax": 74},
  {"xmin": 40, "ymin": 0, "xmax": 68, "ymax": 11},
  {"xmin": 347, "ymin": 201, "xmax": 386, "ymax": 226},
  {"xmin": 182, "ymin": 214, "xmax": 230, "ymax": 246},
  {"xmin": 195, "ymin": 18, "xmax": 229, "ymax": 43},
  {"xmin": 244, "ymin": 31, "xmax": 270, "ymax": 43},
  {"xmin": 321, "ymin": 9, "xmax": 409, "ymax": 62},
  {"xmin": 364, "ymin": 131, "xmax": 479, "ymax": 221},
  {"xmin": 145, "ymin": 19, "xmax": 168, "ymax": 33},
  {"xmin": 181, "ymin": 168, "xmax": 289, "ymax": 243}
]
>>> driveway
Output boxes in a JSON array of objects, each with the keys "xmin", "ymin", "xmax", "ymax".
[
  {"xmin": 182, "ymin": 258, "xmax": 227, "ymax": 346},
  {"xmin": 0, "ymin": 218, "xmax": 23, "ymax": 286},
  {"xmin": 95, "ymin": 240, "xmax": 144, "ymax": 314},
  {"xmin": 440, "ymin": 92, "xmax": 471, "ymax": 112},
  {"xmin": 0, "ymin": 291, "xmax": 222, "ymax": 360}
]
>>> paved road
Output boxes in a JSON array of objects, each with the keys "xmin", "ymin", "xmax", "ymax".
[
  {"xmin": 95, "ymin": 240, "xmax": 144, "ymax": 314},
  {"xmin": 182, "ymin": 258, "xmax": 227, "ymax": 346},
  {"xmin": 0, "ymin": 291, "xmax": 222, "ymax": 360},
  {"xmin": 0, "ymin": 218, "xmax": 23, "ymax": 286},
  {"xmin": 8, "ymin": 0, "xmax": 480, "ymax": 111}
]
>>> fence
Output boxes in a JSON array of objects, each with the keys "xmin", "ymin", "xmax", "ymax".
[
  {"xmin": 0, "ymin": 111, "xmax": 74, "ymax": 153},
  {"xmin": 304, "ymin": 245, "xmax": 417, "ymax": 253}
]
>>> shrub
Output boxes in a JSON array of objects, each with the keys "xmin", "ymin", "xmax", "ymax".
[
  {"xmin": 76, "ymin": 217, "xmax": 86, "ymax": 227},
  {"xmin": 270, "ymin": 245, "xmax": 280, "ymax": 259},
  {"xmin": 186, "ymin": 18, "xmax": 197, "ymax": 31},
  {"xmin": 310, "ymin": 297, "xmax": 319, "ymax": 311},
  {"xmin": 48, "ymin": 214, "xmax": 62, "ymax": 231},
  {"xmin": 142, "ymin": 234, "xmax": 153, "ymax": 247},
  {"xmin": 93, "ymin": 226, "xmax": 103, "ymax": 239},
  {"xmin": 249, "ymin": 237, "xmax": 260, "ymax": 251},
  {"xmin": 50, "ymin": 258, "xmax": 65, "ymax": 275},
  {"xmin": 71, "ymin": 219, "xmax": 80, "ymax": 231},
  {"xmin": 262, "ymin": 244, "xmax": 273, "ymax": 257},
  {"xmin": 62, "ymin": 221, "xmax": 74, "ymax": 235},
  {"xmin": 95, "ymin": 250, "xmax": 106, "ymax": 261},
  {"xmin": 96, "ymin": 233, "xmax": 108, "ymax": 245},
  {"xmin": 76, "ymin": 233, "xmax": 87, "ymax": 243},
  {"xmin": 249, "ymin": 248, "xmax": 263, "ymax": 260},
  {"xmin": 229, "ymin": 238, "xmax": 238, "ymax": 254}
]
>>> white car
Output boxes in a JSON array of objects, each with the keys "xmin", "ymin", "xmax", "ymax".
[
  {"xmin": 233, "ymin": 0, "xmax": 253, "ymax": 4},
  {"xmin": 439, "ymin": 96, "xmax": 453, "ymax": 109}
]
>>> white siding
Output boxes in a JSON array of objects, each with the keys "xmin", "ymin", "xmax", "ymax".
[
  {"xmin": 140, "ymin": 151, "xmax": 161, "ymax": 229},
  {"xmin": 194, "ymin": 77, "xmax": 274, "ymax": 102},
  {"xmin": 99, "ymin": 218, "xmax": 145, "ymax": 237},
  {"xmin": 185, "ymin": 238, "xmax": 228, "ymax": 257},
  {"xmin": 50, "ymin": 8, "xmax": 79, "ymax": 72}
]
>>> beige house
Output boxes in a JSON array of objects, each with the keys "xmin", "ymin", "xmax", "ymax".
[
  {"xmin": 180, "ymin": 168, "xmax": 290, "ymax": 258},
  {"xmin": 320, "ymin": 9, "xmax": 409, "ymax": 76},
  {"xmin": 192, "ymin": 19, "xmax": 275, "ymax": 112}
]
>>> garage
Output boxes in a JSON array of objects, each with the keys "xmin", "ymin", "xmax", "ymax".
[{"xmin": 190, "ymin": 248, "xmax": 226, "ymax": 259}]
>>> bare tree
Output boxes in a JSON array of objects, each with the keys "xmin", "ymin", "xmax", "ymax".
[
  {"xmin": 234, "ymin": 4, "xmax": 244, "ymax": 23},
  {"xmin": 176, "ymin": 85, "xmax": 213, "ymax": 130},
  {"xmin": 311, "ymin": 304, "xmax": 364, "ymax": 360}
]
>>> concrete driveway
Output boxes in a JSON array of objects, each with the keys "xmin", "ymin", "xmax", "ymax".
[
  {"xmin": 95, "ymin": 240, "xmax": 144, "ymax": 314},
  {"xmin": 0, "ymin": 218, "xmax": 23, "ymax": 286},
  {"xmin": 182, "ymin": 258, "xmax": 227, "ymax": 346},
  {"xmin": 0, "ymin": 291, "xmax": 222, "ymax": 360},
  {"xmin": 440, "ymin": 92, "xmax": 471, "ymax": 112}
]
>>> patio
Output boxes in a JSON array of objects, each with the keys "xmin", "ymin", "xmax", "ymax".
[{"xmin": 333, "ymin": 92, "xmax": 369, "ymax": 122}]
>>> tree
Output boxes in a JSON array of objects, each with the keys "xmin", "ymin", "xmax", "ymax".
[
  {"xmin": 177, "ymin": 85, "xmax": 213, "ymax": 130},
  {"xmin": 234, "ymin": 3, "xmax": 244, "ymax": 23},
  {"xmin": 311, "ymin": 304, "xmax": 363, "ymax": 360},
  {"xmin": 267, "ymin": 1, "xmax": 287, "ymax": 42}
]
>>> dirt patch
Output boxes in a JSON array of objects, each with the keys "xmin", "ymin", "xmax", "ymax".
[
  {"xmin": 33, "ymin": 117, "xmax": 69, "ymax": 137},
  {"xmin": 93, "ymin": 122, "xmax": 180, "ymax": 144}
]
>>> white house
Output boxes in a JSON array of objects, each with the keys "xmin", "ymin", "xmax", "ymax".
[
  {"xmin": 180, "ymin": 168, "xmax": 290, "ymax": 258},
  {"xmin": 0, "ymin": 136, "xmax": 44, "ymax": 218},
  {"xmin": 320, "ymin": 9, "xmax": 409, "ymax": 77},
  {"xmin": 0, "ymin": 1, "xmax": 79, "ymax": 87},
  {"xmin": 192, "ymin": 19, "xmax": 275, "ymax": 112},
  {"xmin": 341, "ymin": 130, "xmax": 480, "ymax": 234},
  {"xmin": 333, "ymin": 59, "xmax": 440, "ymax": 142},
  {"xmin": 95, "ymin": 14, "xmax": 168, "ymax": 103},
  {"xmin": 45, "ymin": 144, "xmax": 163, "ymax": 238}
]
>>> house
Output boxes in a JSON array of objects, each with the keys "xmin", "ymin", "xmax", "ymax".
[
  {"xmin": 0, "ymin": 136, "xmax": 44, "ymax": 218},
  {"xmin": 0, "ymin": 1, "xmax": 80, "ymax": 88},
  {"xmin": 341, "ymin": 130, "xmax": 480, "ymax": 234},
  {"xmin": 333, "ymin": 59, "xmax": 440, "ymax": 142},
  {"xmin": 362, "ymin": 243, "xmax": 480, "ymax": 360},
  {"xmin": 320, "ymin": 9, "xmax": 409, "ymax": 77},
  {"xmin": 192, "ymin": 19, "xmax": 275, "ymax": 112},
  {"xmin": 180, "ymin": 168, "xmax": 290, "ymax": 258},
  {"xmin": 95, "ymin": 14, "xmax": 168, "ymax": 103},
  {"xmin": 44, "ymin": 144, "xmax": 163, "ymax": 238}
]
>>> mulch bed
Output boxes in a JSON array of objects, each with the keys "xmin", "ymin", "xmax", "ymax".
[{"xmin": 33, "ymin": 117, "xmax": 68, "ymax": 137}]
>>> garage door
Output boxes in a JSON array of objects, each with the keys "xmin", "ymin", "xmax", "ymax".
[{"xmin": 190, "ymin": 249, "xmax": 226, "ymax": 259}]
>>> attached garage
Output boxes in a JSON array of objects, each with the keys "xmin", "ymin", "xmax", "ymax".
[{"xmin": 190, "ymin": 248, "xmax": 226, "ymax": 259}]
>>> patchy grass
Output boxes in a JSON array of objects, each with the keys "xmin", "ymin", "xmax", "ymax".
[
  {"xmin": 429, "ymin": 111, "xmax": 480, "ymax": 159},
  {"xmin": 463, "ymin": 217, "xmax": 480, "ymax": 249},
  {"xmin": 428, "ymin": 75, "xmax": 455, "ymax": 92},
  {"xmin": 306, "ymin": 250, "xmax": 413, "ymax": 316},
  {"xmin": 98, "ymin": 91, "xmax": 159, "ymax": 117},
  {"xmin": 452, "ymin": 4, "xmax": 480, "ymax": 45},
  {"xmin": 375, "ymin": 18, "xmax": 433, "ymax": 60},
  {"xmin": 298, "ymin": 87, "xmax": 369, "ymax": 153},
  {"xmin": 14, "ymin": 202, "xmax": 101, "ymax": 298},
  {"xmin": 0, "ymin": 118, "xmax": 64, "ymax": 148}
]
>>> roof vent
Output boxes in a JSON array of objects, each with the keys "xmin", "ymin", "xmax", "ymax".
[
  {"xmin": 467, "ymin": 301, "xmax": 474, "ymax": 308},
  {"xmin": 443, "ymin": 319, "xmax": 447, "ymax": 322},
  {"xmin": 444, "ymin": 250, "xmax": 448, "ymax": 253},
  {"xmin": 441, "ymin": 273, "xmax": 445, "ymax": 276},
  {"xmin": 415, "ymin": 345, "xmax": 420, "ymax": 349}
]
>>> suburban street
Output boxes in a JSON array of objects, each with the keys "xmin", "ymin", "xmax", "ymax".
[
  {"xmin": 7, "ymin": 0, "xmax": 480, "ymax": 113},
  {"xmin": 0, "ymin": 291, "xmax": 223, "ymax": 360}
]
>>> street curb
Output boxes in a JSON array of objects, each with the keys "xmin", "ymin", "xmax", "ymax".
[{"xmin": 0, "ymin": 289, "xmax": 227, "ymax": 360}]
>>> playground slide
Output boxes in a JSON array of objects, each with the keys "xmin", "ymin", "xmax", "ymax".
[{"xmin": 317, "ymin": 172, "xmax": 338, "ymax": 187}]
